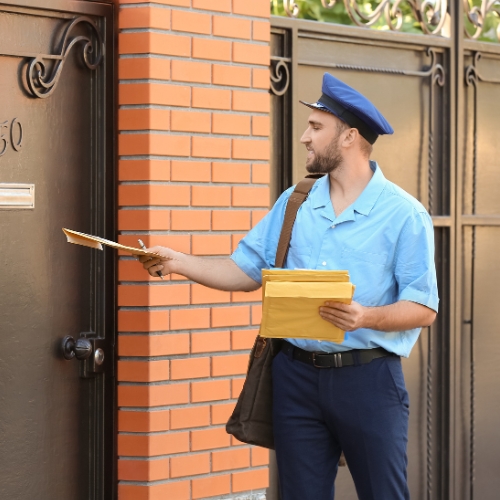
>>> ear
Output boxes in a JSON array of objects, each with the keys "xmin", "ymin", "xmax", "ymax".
[{"xmin": 340, "ymin": 128, "xmax": 358, "ymax": 148}]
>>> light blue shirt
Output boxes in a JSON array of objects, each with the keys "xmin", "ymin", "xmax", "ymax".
[{"xmin": 231, "ymin": 162, "xmax": 439, "ymax": 357}]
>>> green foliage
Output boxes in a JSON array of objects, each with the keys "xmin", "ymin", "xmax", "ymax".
[
  {"xmin": 271, "ymin": 0, "xmax": 500, "ymax": 42},
  {"xmin": 270, "ymin": 0, "xmax": 423, "ymax": 34},
  {"xmin": 464, "ymin": 0, "xmax": 500, "ymax": 43}
]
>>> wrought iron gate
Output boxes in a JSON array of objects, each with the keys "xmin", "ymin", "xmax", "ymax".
[{"xmin": 270, "ymin": 2, "xmax": 500, "ymax": 499}]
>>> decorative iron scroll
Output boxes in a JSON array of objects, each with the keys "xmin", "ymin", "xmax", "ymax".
[
  {"xmin": 283, "ymin": 0, "xmax": 448, "ymax": 35},
  {"xmin": 271, "ymin": 49, "xmax": 444, "ymax": 94},
  {"xmin": 464, "ymin": 0, "xmax": 500, "ymax": 41},
  {"xmin": 466, "ymin": 51, "xmax": 500, "ymax": 84},
  {"xmin": 27, "ymin": 16, "xmax": 103, "ymax": 99},
  {"xmin": 270, "ymin": 56, "xmax": 292, "ymax": 96},
  {"xmin": 296, "ymin": 47, "xmax": 445, "ymax": 86}
]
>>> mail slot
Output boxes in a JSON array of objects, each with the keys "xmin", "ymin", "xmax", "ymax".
[{"xmin": 0, "ymin": 183, "xmax": 35, "ymax": 209}]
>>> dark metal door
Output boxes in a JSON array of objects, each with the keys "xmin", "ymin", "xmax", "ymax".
[
  {"xmin": 454, "ymin": 31, "xmax": 500, "ymax": 500},
  {"xmin": 0, "ymin": 2, "xmax": 115, "ymax": 499},
  {"xmin": 270, "ymin": 18, "xmax": 451, "ymax": 498},
  {"xmin": 271, "ymin": 4, "xmax": 500, "ymax": 498}
]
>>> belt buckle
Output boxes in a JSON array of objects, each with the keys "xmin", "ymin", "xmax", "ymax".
[{"xmin": 312, "ymin": 353, "xmax": 342, "ymax": 368}]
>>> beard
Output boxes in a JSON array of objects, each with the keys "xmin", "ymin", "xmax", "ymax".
[{"xmin": 305, "ymin": 136, "xmax": 343, "ymax": 175}]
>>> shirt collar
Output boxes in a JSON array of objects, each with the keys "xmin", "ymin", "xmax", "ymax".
[{"xmin": 309, "ymin": 161, "xmax": 387, "ymax": 217}]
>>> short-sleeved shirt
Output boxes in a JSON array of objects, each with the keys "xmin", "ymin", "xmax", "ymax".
[{"xmin": 231, "ymin": 161, "xmax": 439, "ymax": 358}]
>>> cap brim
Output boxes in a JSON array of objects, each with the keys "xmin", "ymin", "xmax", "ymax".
[{"xmin": 299, "ymin": 100, "xmax": 329, "ymax": 112}]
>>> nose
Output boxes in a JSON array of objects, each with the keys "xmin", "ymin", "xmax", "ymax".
[{"xmin": 300, "ymin": 127, "xmax": 311, "ymax": 145}]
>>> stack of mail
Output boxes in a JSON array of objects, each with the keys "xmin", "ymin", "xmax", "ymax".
[{"xmin": 260, "ymin": 269, "xmax": 355, "ymax": 343}]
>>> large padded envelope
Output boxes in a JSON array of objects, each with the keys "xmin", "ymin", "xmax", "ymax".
[{"xmin": 260, "ymin": 280, "xmax": 355, "ymax": 343}]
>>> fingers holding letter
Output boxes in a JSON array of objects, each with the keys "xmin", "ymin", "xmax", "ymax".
[{"xmin": 138, "ymin": 246, "xmax": 177, "ymax": 277}]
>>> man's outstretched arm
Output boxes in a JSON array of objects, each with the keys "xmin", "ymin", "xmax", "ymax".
[{"xmin": 140, "ymin": 246, "xmax": 260, "ymax": 292}]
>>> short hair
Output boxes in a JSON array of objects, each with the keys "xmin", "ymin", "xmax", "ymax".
[{"xmin": 359, "ymin": 136, "xmax": 373, "ymax": 158}]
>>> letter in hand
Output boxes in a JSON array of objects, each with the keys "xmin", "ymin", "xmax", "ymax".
[{"xmin": 138, "ymin": 245, "xmax": 177, "ymax": 278}]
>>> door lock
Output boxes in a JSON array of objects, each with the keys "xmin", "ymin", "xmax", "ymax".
[
  {"xmin": 61, "ymin": 333, "xmax": 106, "ymax": 377},
  {"xmin": 62, "ymin": 335, "xmax": 92, "ymax": 360}
]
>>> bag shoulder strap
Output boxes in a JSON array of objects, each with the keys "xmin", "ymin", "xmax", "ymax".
[{"xmin": 275, "ymin": 174, "xmax": 323, "ymax": 268}]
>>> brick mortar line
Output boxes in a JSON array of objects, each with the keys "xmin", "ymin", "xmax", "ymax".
[
  {"xmin": 118, "ymin": 379, "xmax": 245, "ymax": 385},
  {"xmin": 119, "ymin": 349, "xmax": 252, "ymax": 356},
  {"xmin": 119, "ymin": 105, "xmax": 269, "ymax": 113},
  {"xmin": 118, "ymin": 418, "xmax": 240, "ymax": 428},
  {"xmin": 119, "ymin": 2, "xmax": 271, "ymax": 24},
  {"xmin": 119, "ymin": 356, "xmax": 250, "ymax": 364},
  {"xmin": 118, "ymin": 454, "xmax": 263, "ymax": 463},
  {"xmin": 118, "ymin": 80, "xmax": 269, "ymax": 91},
  {"xmin": 116, "ymin": 469, "xmax": 268, "ymax": 486},
  {"xmin": 118, "ymin": 183, "xmax": 270, "ymax": 189},
  {"xmin": 118, "ymin": 353, "xmax": 251, "ymax": 361},
  {"xmin": 119, "ymin": 131, "xmax": 269, "ymax": 139},
  {"xmin": 117, "ymin": 330, "xmax": 257, "ymax": 338},
  {"xmin": 118, "ymin": 154, "xmax": 269, "ymax": 160},
  {"xmin": 118, "ymin": 157, "xmax": 269, "ymax": 164},
  {"xmin": 117, "ymin": 401, "xmax": 240, "ymax": 411},
  {"xmin": 117, "ymin": 183, "xmax": 269, "ymax": 188},
  {"xmin": 118, "ymin": 360, "xmax": 251, "ymax": 368},
  {"xmin": 118, "ymin": 302, "xmax": 258, "ymax": 310},
  {"xmin": 118, "ymin": 444, "xmax": 260, "ymax": 459},
  {"xmin": 117, "ymin": 224, "xmax": 264, "ymax": 230},
  {"xmin": 120, "ymin": 27, "xmax": 270, "ymax": 44},
  {"xmin": 116, "ymin": 301, "xmax": 261, "ymax": 310},
  {"xmin": 116, "ymin": 324, "xmax": 258, "ymax": 329},
  {"xmin": 118, "ymin": 409, "xmax": 234, "ymax": 421},
  {"xmin": 118, "ymin": 399, "xmax": 240, "ymax": 411},
  {"xmin": 118, "ymin": 132, "xmax": 270, "ymax": 138},
  {"xmin": 119, "ymin": 110, "xmax": 268, "ymax": 119},
  {"xmin": 117, "ymin": 326, "xmax": 260, "ymax": 334},
  {"xmin": 117, "ymin": 471, "xmax": 267, "ymax": 485},
  {"xmin": 118, "ymin": 156, "xmax": 269, "ymax": 162},
  {"xmin": 116, "ymin": 298, "xmax": 261, "ymax": 308},
  {"xmin": 118, "ymin": 208, "xmax": 267, "ymax": 212},
  {"xmin": 119, "ymin": 53, "xmax": 271, "ymax": 69},
  {"xmin": 118, "ymin": 133, "xmax": 269, "ymax": 140},
  {"xmin": 119, "ymin": 4, "xmax": 270, "ymax": 24}
]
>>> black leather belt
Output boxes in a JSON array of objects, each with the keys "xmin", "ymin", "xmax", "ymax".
[{"xmin": 281, "ymin": 341, "xmax": 396, "ymax": 368}]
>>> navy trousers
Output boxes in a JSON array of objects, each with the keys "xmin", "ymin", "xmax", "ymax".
[{"xmin": 272, "ymin": 346, "xmax": 410, "ymax": 500}]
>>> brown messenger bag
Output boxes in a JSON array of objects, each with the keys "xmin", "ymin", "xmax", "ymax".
[{"xmin": 225, "ymin": 174, "xmax": 322, "ymax": 449}]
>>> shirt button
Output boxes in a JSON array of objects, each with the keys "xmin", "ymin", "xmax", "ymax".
[
  {"xmin": 331, "ymin": 225, "xmax": 336, "ymax": 229},
  {"xmin": 322, "ymin": 261, "xmax": 327, "ymax": 266}
]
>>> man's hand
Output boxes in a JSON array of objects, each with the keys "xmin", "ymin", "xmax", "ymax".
[
  {"xmin": 138, "ymin": 246, "xmax": 179, "ymax": 278},
  {"xmin": 319, "ymin": 301, "xmax": 367, "ymax": 331},
  {"xmin": 138, "ymin": 246, "xmax": 260, "ymax": 292},
  {"xmin": 320, "ymin": 299, "xmax": 437, "ymax": 332}
]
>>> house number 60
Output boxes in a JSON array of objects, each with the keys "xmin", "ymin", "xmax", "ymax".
[{"xmin": 0, "ymin": 118, "xmax": 23, "ymax": 157}]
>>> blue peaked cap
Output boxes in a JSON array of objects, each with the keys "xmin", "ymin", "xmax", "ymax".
[{"xmin": 300, "ymin": 73, "xmax": 394, "ymax": 144}]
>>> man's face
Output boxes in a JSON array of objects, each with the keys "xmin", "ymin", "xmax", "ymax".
[{"xmin": 300, "ymin": 109, "xmax": 345, "ymax": 174}]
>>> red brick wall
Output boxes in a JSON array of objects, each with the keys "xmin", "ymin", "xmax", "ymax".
[{"xmin": 116, "ymin": 1, "xmax": 271, "ymax": 498}]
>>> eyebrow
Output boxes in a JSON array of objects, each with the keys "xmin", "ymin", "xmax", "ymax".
[{"xmin": 308, "ymin": 120, "xmax": 323, "ymax": 127}]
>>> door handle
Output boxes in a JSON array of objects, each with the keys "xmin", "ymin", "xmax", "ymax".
[
  {"xmin": 62, "ymin": 335, "xmax": 93, "ymax": 360},
  {"xmin": 61, "ymin": 334, "xmax": 106, "ymax": 377}
]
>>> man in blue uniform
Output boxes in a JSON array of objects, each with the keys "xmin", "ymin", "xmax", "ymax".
[{"xmin": 140, "ymin": 73, "xmax": 439, "ymax": 500}]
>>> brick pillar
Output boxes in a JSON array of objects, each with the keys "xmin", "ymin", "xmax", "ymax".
[{"xmin": 116, "ymin": 1, "xmax": 271, "ymax": 498}]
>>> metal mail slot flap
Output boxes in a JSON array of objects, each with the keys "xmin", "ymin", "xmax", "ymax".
[{"xmin": 0, "ymin": 183, "xmax": 35, "ymax": 209}]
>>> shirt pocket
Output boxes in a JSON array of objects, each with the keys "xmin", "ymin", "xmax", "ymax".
[
  {"xmin": 341, "ymin": 247, "xmax": 388, "ymax": 267},
  {"xmin": 341, "ymin": 247, "xmax": 389, "ymax": 300}
]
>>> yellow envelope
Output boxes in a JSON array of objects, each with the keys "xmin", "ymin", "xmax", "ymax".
[
  {"xmin": 262, "ymin": 269, "xmax": 350, "ymax": 300},
  {"xmin": 260, "ymin": 271, "xmax": 355, "ymax": 343}
]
